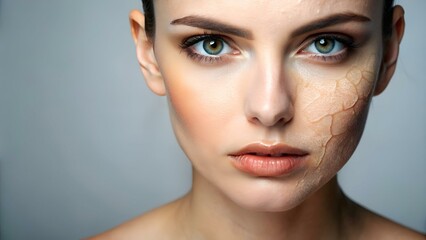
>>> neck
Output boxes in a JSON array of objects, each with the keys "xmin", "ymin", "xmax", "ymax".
[{"xmin": 177, "ymin": 173, "xmax": 353, "ymax": 240}]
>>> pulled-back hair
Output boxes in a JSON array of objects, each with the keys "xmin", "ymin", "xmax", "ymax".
[
  {"xmin": 141, "ymin": 0, "xmax": 395, "ymax": 40},
  {"xmin": 142, "ymin": 0, "xmax": 155, "ymax": 39}
]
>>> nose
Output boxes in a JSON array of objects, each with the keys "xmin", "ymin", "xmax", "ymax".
[{"xmin": 244, "ymin": 55, "xmax": 294, "ymax": 127}]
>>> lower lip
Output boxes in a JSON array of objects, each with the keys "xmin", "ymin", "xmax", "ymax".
[{"xmin": 230, "ymin": 154, "xmax": 306, "ymax": 177}]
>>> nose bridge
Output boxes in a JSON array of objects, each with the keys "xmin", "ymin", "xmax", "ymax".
[{"xmin": 244, "ymin": 48, "xmax": 294, "ymax": 127}]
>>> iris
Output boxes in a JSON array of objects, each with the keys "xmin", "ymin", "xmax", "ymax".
[
  {"xmin": 315, "ymin": 37, "xmax": 335, "ymax": 54},
  {"xmin": 203, "ymin": 38, "xmax": 224, "ymax": 55}
]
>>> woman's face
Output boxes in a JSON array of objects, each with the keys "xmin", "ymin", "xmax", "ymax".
[{"xmin": 147, "ymin": 0, "xmax": 388, "ymax": 211}]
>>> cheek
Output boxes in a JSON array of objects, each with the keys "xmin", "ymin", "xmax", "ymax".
[
  {"xmin": 296, "ymin": 57, "xmax": 378, "ymax": 167},
  {"xmin": 166, "ymin": 74, "xmax": 218, "ymax": 152},
  {"xmin": 301, "ymin": 67, "xmax": 374, "ymax": 135},
  {"xmin": 160, "ymin": 61, "xmax": 237, "ymax": 158},
  {"xmin": 155, "ymin": 45, "xmax": 213, "ymax": 145}
]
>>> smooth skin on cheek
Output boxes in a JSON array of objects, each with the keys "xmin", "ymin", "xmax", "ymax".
[{"xmin": 158, "ymin": 58, "xmax": 240, "ymax": 154}]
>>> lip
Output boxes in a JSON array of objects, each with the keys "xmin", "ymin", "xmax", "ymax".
[{"xmin": 229, "ymin": 143, "xmax": 308, "ymax": 177}]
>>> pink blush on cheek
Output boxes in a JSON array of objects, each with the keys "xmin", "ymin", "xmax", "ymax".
[{"xmin": 165, "ymin": 75, "xmax": 230, "ymax": 158}]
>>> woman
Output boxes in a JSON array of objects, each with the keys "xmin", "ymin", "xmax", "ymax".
[{"xmin": 91, "ymin": 0, "xmax": 424, "ymax": 239}]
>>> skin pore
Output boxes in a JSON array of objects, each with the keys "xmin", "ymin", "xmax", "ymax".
[{"xmin": 89, "ymin": 0, "xmax": 425, "ymax": 239}]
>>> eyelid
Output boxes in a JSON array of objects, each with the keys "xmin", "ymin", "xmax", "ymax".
[
  {"xmin": 296, "ymin": 33, "xmax": 357, "ymax": 63},
  {"xmin": 179, "ymin": 33, "xmax": 241, "ymax": 65},
  {"xmin": 180, "ymin": 33, "xmax": 236, "ymax": 51},
  {"xmin": 299, "ymin": 33, "xmax": 354, "ymax": 51}
]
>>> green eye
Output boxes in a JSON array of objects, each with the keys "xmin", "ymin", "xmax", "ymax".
[
  {"xmin": 180, "ymin": 34, "xmax": 236, "ymax": 64},
  {"xmin": 203, "ymin": 38, "xmax": 224, "ymax": 55},
  {"xmin": 314, "ymin": 38, "xmax": 335, "ymax": 54},
  {"xmin": 304, "ymin": 36, "xmax": 345, "ymax": 56}
]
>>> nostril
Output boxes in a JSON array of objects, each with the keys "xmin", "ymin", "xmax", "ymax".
[
  {"xmin": 272, "ymin": 115, "xmax": 290, "ymax": 127},
  {"xmin": 248, "ymin": 114, "xmax": 289, "ymax": 127},
  {"xmin": 248, "ymin": 116, "xmax": 263, "ymax": 126}
]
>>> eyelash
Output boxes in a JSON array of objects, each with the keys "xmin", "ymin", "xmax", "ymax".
[
  {"xmin": 179, "ymin": 33, "xmax": 358, "ymax": 65},
  {"xmin": 179, "ymin": 34, "xmax": 236, "ymax": 65},
  {"xmin": 298, "ymin": 34, "xmax": 358, "ymax": 63}
]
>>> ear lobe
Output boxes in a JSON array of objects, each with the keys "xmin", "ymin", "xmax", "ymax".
[
  {"xmin": 129, "ymin": 10, "xmax": 166, "ymax": 96},
  {"xmin": 374, "ymin": 6, "xmax": 405, "ymax": 96}
]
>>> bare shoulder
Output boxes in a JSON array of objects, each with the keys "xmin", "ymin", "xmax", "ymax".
[
  {"xmin": 357, "ymin": 205, "xmax": 425, "ymax": 240},
  {"xmin": 86, "ymin": 199, "xmax": 186, "ymax": 240}
]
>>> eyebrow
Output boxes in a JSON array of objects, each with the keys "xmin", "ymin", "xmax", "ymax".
[
  {"xmin": 290, "ymin": 13, "xmax": 371, "ymax": 37},
  {"xmin": 170, "ymin": 13, "xmax": 371, "ymax": 40},
  {"xmin": 170, "ymin": 15, "xmax": 253, "ymax": 39}
]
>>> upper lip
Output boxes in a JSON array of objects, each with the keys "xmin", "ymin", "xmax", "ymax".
[{"xmin": 229, "ymin": 142, "xmax": 308, "ymax": 157}]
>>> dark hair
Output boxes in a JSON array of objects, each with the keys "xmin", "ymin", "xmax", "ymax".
[
  {"xmin": 142, "ymin": 0, "xmax": 395, "ymax": 40},
  {"xmin": 383, "ymin": 0, "xmax": 395, "ymax": 38},
  {"xmin": 142, "ymin": 0, "xmax": 155, "ymax": 40}
]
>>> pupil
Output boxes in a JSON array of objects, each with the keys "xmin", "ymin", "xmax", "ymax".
[
  {"xmin": 315, "ymin": 38, "xmax": 335, "ymax": 54},
  {"xmin": 209, "ymin": 41, "xmax": 217, "ymax": 48},
  {"xmin": 203, "ymin": 38, "xmax": 223, "ymax": 55}
]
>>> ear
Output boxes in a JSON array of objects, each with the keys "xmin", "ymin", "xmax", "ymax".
[
  {"xmin": 374, "ymin": 5, "xmax": 405, "ymax": 96},
  {"xmin": 129, "ymin": 10, "xmax": 166, "ymax": 96}
]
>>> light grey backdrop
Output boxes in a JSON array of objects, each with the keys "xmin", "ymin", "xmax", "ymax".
[{"xmin": 0, "ymin": 0, "xmax": 425, "ymax": 239}]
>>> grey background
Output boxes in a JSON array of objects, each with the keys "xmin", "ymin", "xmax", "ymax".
[{"xmin": 0, "ymin": 0, "xmax": 425, "ymax": 239}]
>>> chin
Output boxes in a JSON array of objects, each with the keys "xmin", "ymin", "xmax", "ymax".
[
  {"xmin": 221, "ymin": 168, "xmax": 339, "ymax": 214},
  {"xmin": 223, "ymin": 177, "xmax": 316, "ymax": 213},
  {"xmin": 233, "ymin": 192, "xmax": 307, "ymax": 213}
]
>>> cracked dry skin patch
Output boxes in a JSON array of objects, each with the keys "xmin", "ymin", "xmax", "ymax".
[
  {"xmin": 299, "ymin": 56, "xmax": 377, "ymax": 170},
  {"xmin": 294, "ymin": 61, "xmax": 377, "ymax": 190},
  {"xmin": 297, "ymin": 56, "xmax": 377, "ymax": 176},
  {"xmin": 304, "ymin": 67, "xmax": 374, "ymax": 167}
]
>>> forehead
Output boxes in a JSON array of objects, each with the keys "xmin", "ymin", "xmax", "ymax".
[{"xmin": 155, "ymin": 0, "xmax": 383, "ymax": 31}]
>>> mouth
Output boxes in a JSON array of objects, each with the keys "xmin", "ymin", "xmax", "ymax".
[
  {"xmin": 229, "ymin": 143, "xmax": 308, "ymax": 177},
  {"xmin": 245, "ymin": 152, "xmax": 295, "ymax": 157}
]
